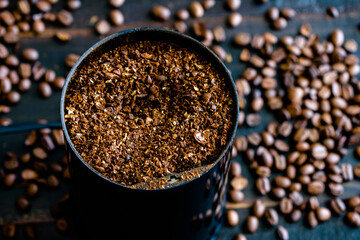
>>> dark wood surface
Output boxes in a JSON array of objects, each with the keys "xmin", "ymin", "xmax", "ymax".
[{"xmin": 1, "ymin": 0, "xmax": 360, "ymax": 239}]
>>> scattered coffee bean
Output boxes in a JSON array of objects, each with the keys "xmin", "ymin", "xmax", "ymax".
[
  {"xmin": 38, "ymin": 82, "xmax": 52, "ymax": 98},
  {"xmin": 265, "ymin": 208, "xmax": 279, "ymax": 226},
  {"xmin": 346, "ymin": 211, "xmax": 360, "ymax": 227},
  {"xmin": 253, "ymin": 199, "xmax": 266, "ymax": 218},
  {"xmin": 280, "ymin": 8, "xmax": 296, "ymax": 19},
  {"xmin": 233, "ymin": 234, "xmax": 247, "ymax": 240},
  {"xmin": 57, "ymin": 10, "xmax": 73, "ymax": 26},
  {"xmin": 56, "ymin": 218, "xmax": 68, "ymax": 232},
  {"xmin": 26, "ymin": 183, "xmax": 39, "ymax": 197},
  {"xmin": 151, "ymin": 5, "xmax": 171, "ymax": 21},
  {"xmin": 1, "ymin": 223, "xmax": 16, "ymax": 239},
  {"xmin": 227, "ymin": 210, "xmax": 239, "ymax": 227},
  {"xmin": 327, "ymin": 6, "xmax": 339, "ymax": 18},
  {"xmin": 109, "ymin": 0, "xmax": 125, "ymax": 8},
  {"xmin": 21, "ymin": 169, "xmax": 39, "ymax": 181},
  {"xmin": 95, "ymin": 19, "xmax": 111, "ymax": 35},
  {"xmin": 277, "ymin": 226, "xmax": 289, "ymax": 240},
  {"xmin": 245, "ymin": 216, "xmax": 259, "ymax": 233},
  {"xmin": 307, "ymin": 210, "xmax": 318, "ymax": 228},
  {"xmin": 226, "ymin": 0, "xmax": 241, "ymax": 11},
  {"xmin": 189, "ymin": 2, "xmax": 204, "ymax": 18},
  {"xmin": 22, "ymin": 48, "xmax": 39, "ymax": 62},
  {"xmin": 316, "ymin": 207, "xmax": 331, "ymax": 222},
  {"xmin": 229, "ymin": 190, "xmax": 244, "ymax": 202},
  {"xmin": 109, "ymin": 9, "xmax": 124, "ymax": 26},
  {"xmin": 227, "ymin": 12, "xmax": 242, "ymax": 28},
  {"xmin": 16, "ymin": 197, "xmax": 30, "ymax": 211},
  {"xmin": 55, "ymin": 31, "xmax": 72, "ymax": 42}
]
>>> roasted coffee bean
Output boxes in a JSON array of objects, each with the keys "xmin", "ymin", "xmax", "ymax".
[
  {"xmin": 227, "ymin": 210, "xmax": 239, "ymax": 227},
  {"xmin": 32, "ymin": 147, "xmax": 47, "ymax": 160},
  {"xmin": 65, "ymin": 54, "xmax": 80, "ymax": 68},
  {"xmin": 109, "ymin": 9, "xmax": 124, "ymax": 26},
  {"xmin": 253, "ymin": 199, "xmax": 266, "ymax": 218},
  {"xmin": 52, "ymin": 129, "xmax": 65, "ymax": 145},
  {"xmin": 346, "ymin": 211, "xmax": 360, "ymax": 227},
  {"xmin": 55, "ymin": 31, "xmax": 72, "ymax": 42},
  {"xmin": 272, "ymin": 187, "xmax": 286, "ymax": 199},
  {"xmin": 354, "ymin": 164, "xmax": 360, "ymax": 178},
  {"xmin": 280, "ymin": 198, "xmax": 293, "ymax": 214},
  {"xmin": 19, "ymin": 63, "xmax": 31, "ymax": 78},
  {"xmin": 4, "ymin": 173, "xmax": 16, "ymax": 187},
  {"xmin": 175, "ymin": 9, "xmax": 189, "ymax": 20},
  {"xmin": 280, "ymin": 8, "xmax": 296, "ymax": 19},
  {"xmin": 273, "ymin": 17, "xmax": 287, "ymax": 30},
  {"xmin": 328, "ymin": 182, "xmax": 344, "ymax": 196},
  {"xmin": 57, "ymin": 10, "xmax": 73, "ymax": 26},
  {"xmin": 246, "ymin": 113, "xmax": 261, "ymax": 127},
  {"xmin": 256, "ymin": 166, "xmax": 271, "ymax": 177},
  {"xmin": 290, "ymin": 209, "xmax": 302, "ymax": 222},
  {"xmin": 0, "ymin": 117, "xmax": 12, "ymax": 126},
  {"xmin": 330, "ymin": 29, "xmax": 344, "ymax": 46},
  {"xmin": 26, "ymin": 183, "xmax": 39, "ymax": 197},
  {"xmin": 48, "ymin": 174, "xmax": 59, "ymax": 188},
  {"xmin": 227, "ymin": 12, "xmax": 242, "ymax": 28},
  {"xmin": 327, "ymin": 6, "xmax": 339, "ymax": 18},
  {"xmin": 226, "ymin": 0, "xmax": 241, "ymax": 11},
  {"xmin": 1, "ymin": 77, "xmax": 11, "ymax": 93},
  {"xmin": 16, "ymin": 197, "xmax": 30, "ymax": 211},
  {"xmin": 299, "ymin": 23, "xmax": 312, "ymax": 37},
  {"xmin": 311, "ymin": 143, "xmax": 328, "ymax": 159},
  {"xmin": 274, "ymin": 139, "xmax": 289, "ymax": 152},
  {"xmin": 316, "ymin": 207, "xmax": 331, "ymax": 222},
  {"xmin": 109, "ymin": 0, "xmax": 125, "ymax": 8},
  {"xmin": 307, "ymin": 181, "xmax": 325, "ymax": 195},
  {"xmin": 213, "ymin": 26, "xmax": 226, "ymax": 43},
  {"xmin": 151, "ymin": 5, "xmax": 171, "ymax": 21},
  {"xmin": 189, "ymin": 2, "xmax": 204, "ymax": 18},
  {"xmin": 256, "ymin": 177, "xmax": 271, "ymax": 195},
  {"xmin": 274, "ymin": 176, "xmax": 291, "ymax": 188},
  {"xmin": 56, "ymin": 218, "xmax": 68, "ymax": 232},
  {"xmin": 7, "ymin": 91, "xmax": 21, "ymax": 105},
  {"xmin": 348, "ymin": 196, "xmax": 360, "ymax": 209},
  {"xmin": 2, "ymin": 223, "xmax": 16, "ymax": 238},
  {"xmin": 66, "ymin": 0, "xmax": 81, "ymax": 10},
  {"xmin": 233, "ymin": 234, "xmax": 247, "ymax": 240},
  {"xmin": 234, "ymin": 136, "xmax": 247, "ymax": 152},
  {"xmin": 32, "ymin": 19, "xmax": 46, "ymax": 34},
  {"xmin": 330, "ymin": 198, "xmax": 346, "ymax": 215},
  {"xmin": 0, "ymin": 105, "xmax": 10, "ymax": 114},
  {"xmin": 95, "ymin": 19, "xmax": 111, "ymax": 35},
  {"xmin": 211, "ymin": 45, "xmax": 226, "ymax": 61},
  {"xmin": 53, "ymin": 77, "xmax": 65, "ymax": 90},
  {"xmin": 341, "ymin": 163, "xmax": 354, "ymax": 181},
  {"xmin": 234, "ymin": 32, "xmax": 251, "ymax": 46},
  {"xmin": 277, "ymin": 226, "xmax": 289, "ymax": 240},
  {"xmin": 230, "ymin": 161, "xmax": 241, "ymax": 177},
  {"xmin": 38, "ymin": 82, "xmax": 52, "ymax": 98},
  {"xmin": 267, "ymin": 7, "xmax": 279, "ymax": 21},
  {"xmin": 265, "ymin": 208, "xmax": 278, "ymax": 226},
  {"xmin": 307, "ymin": 211, "xmax": 318, "ymax": 228},
  {"xmin": 344, "ymin": 39, "xmax": 358, "ymax": 53},
  {"xmin": 21, "ymin": 169, "xmax": 38, "ymax": 181},
  {"xmin": 245, "ymin": 216, "xmax": 259, "ymax": 233},
  {"xmin": 22, "ymin": 48, "xmax": 39, "ymax": 62},
  {"xmin": 5, "ymin": 55, "xmax": 19, "ymax": 67},
  {"xmin": 229, "ymin": 190, "xmax": 244, "ymax": 203},
  {"xmin": 231, "ymin": 176, "xmax": 248, "ymax": 191},
  {"xmin": 4, "ymin": 158, "xmax": 19, "ymax": 171}
]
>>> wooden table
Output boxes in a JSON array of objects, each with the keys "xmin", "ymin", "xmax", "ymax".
[{"xmin": 1, "ymin": 0, "xmax": 360, "ymax": 239}]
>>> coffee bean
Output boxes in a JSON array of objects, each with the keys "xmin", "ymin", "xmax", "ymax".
[
  {"xmin": 53, "ymin": 77, "xmax": 65, "ymax": 90},
  {"xmin": 348, "ymin": 196, "xmax": 360, "ymax": 209},
  {"xmin": 230, "ymin": 161, "xmax": 241, "ymax": 177},
  {"xmin": 0, "ymin": 105, "xmax": 10, "ymax": 114},
  {"xmin": 265, "ymin": 208, "xmax": 278, "ymax": 226},
  {"xmin": 213, "ymin": 26, "xmax": 226, "ymax": 43},
  {"xmin": 256, "ymin": 166, "xmax": 271, "ymax": 178},
  {"xmin": 307, "ymin": 210, "xmax": 318, "ymax": 228},
  {"xmin": 211, "ymin": 45, "xmax": 226, "ymax": 61},
  {"xmin": 189, "ymin": 2, "xmax": 204, "ymax": 18},
  {"xmin": 226, "ymin": 0, "xmax": 241, "ymax": 11},
  {"xmin": 4, "ymin": 173, "xmax": 16, "ymax": 187},
  {"xmin": 18, "ymin": 78, "xmax": 31, "ymax": 92},
  {"xmin": 109, "ymin": 9, "xmax": 124, "ymax": 26},
  {"xmin": 344, "ymin": 39, "xmax": 358, "ymax": 53},
  {"xmin": 307, "ymin": 181, "xmax": 325, "ymax": 195},
  {"xmin": 328, "ymin": 182, "xmax": 344, "ymax": 196},
  {"xmin": 256, "ymin": 177, "xmax": 271, "ymax": 195},
  {"xmin": 7, "ymin": 91, "xmax": 21, "ymax": 105},
  {"xmin": 227, "ymin": 210, "xmax": 239, "ymax": 227},
  {"xmin": 246, "ymin": 113, "xmax": 261, "ymax": 127},
  {"xmin": 1, "ymin": 223, "xmax": 16, "ymax": 238},
  {"xmin": 311, "ymin": 143, "xmax": 328, "ymax": 159},
  {"xmin": 327, "ymin": 6, "xmax": 339, "ymax": 18},
  {"xmin": 32, "ymin": 147, "xmax": 47, "ymax": 160},
  {"xmin": 354, "ymin": 164, "xmax": 360, "ymax": 178},
  {"xmin": 21, "ymin": 169, "xmax": 39, "ymax": 181},
  {"xmin": 227, "ymin": 12, "xmax": 242, "ymax": 28},
  {"xmin": 316, "ymin": 207, "xmax": 331, "ymax": 222},
  {"xmin": 32, "ymin": 19, "xmax": 46, "ymax": 34},
  {"xmin": 280, "ymin": 8, "xmax": 296, "ymax": 19},
  {"xmin": 299, "ymin": 23, "xmax": 312, "ymax": 37},
  {"xmin": 109, "ymin": 0, "xmax": 125, "ymax": 8},
  {"xmin": 277, "ymin": 226, "xmax": 289, "ymax": 240},
  {"xmin": 273, "ymin": 17, "xmax": 287, "ymax": 30},
  {"xmin": 66, "ymin": 0, "xmax": 81, "ymax": 11},
  {"xmin": 16, "ymin": 197, "xmax": 30, "ymax": 211},
  {"xmin": 19, "ymin": 63, "xmax": 31, "ymax": 78},
  {"xmin": 272, "ymin": 187, "xmax": 286, "ymax": 199},
  {"xmin": 57, "ymin": 10, "xmax": 73, "ymax": 26},
  {"xmin": 341, "ymin": 163, "xmax": 354, "ymax": 181},
  {"xmin": 279, "ymin": 198, "xmax": 293, "ymax": 214},
  {"xmin": 274, "ymin": 176, "xmax": 291, "ymax": 188},
  {"xmin": 26, "ymin": 183, "xmax": 39, "ymax": 198},
  {"xmin": 38, "ymin": 82, "xmax": 52, "ymax": 98},
  {"xmin": 151, "ymin": 5, "xmax": 171, "ymax": 21},
  {"xmin": 245, "ymin": 216, "xmax": 259, "ymax": 233},
  {"xmin": 48, "ymin": 174, "xmax": 59, "ymax": 187},
  {"xmin": 56, "ymin": 218, "xmax": 68, "ymax": 232},
  {"xmin": 231, "ymin": 176, "xmax": 248, "ymax": 191},
  {"xmin": 233, "ymin": 234, "xmax": 247, "ymax": 240},
  {"xmin": 274, "ymin": 139, "xmax": 289, "ymax": 152},
  {"xmin": 175, "ymin": 9, "xmax": 189, "ymax": 21},
  {"xmin": 330, "ymin": 198, "xmax": 346, "ymax": 215},
  {"xmin": 229, "ymin": 190, "xmax": 244, "ymax": 203},
  {"xmin": 95, "ymin": 19, "xmax": 111, "ymax": 35},
  {"xmin": 20, "ymin": 153, "xmax": 32, "ymax": 164},
  {"xmin": 5, "ymin": 55, "xmax": 18, "ymax": 67},
  {"xmin": 234, "ymin": 136, "xmax": 247, "ymax": 152},
  {"xmin": 346, "ymin": 211, "xmax": 360, "ymax": 227},
  {"xmin": 253, "ymin": 199, "xmax": 266, "ymax": 218},
  {"xmin": 234, "ymin": 32, "xmax": 251, "ymax": 46},
  {"xmin": 55, "ymin": 31, "xmax": 72, "ymax": 43},
  {"xmin": 267, "ymin": 7, "xmax": 279, "ymax": 21},
  {"xmin": 290, "ymin": 209, "xmax": 302, "ymax": 222},
  {"xmin": 330, "ymin": 29, "xmax": 344, "ymax": 47},
  {"xmin": 0, "ymin": 77, "xmax": 11, "ymax": 94}
]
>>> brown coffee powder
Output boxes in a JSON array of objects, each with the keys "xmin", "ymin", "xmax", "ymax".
[{"xmin": 65, "ymin": 40, "xmax": 234, "ymax": 187}]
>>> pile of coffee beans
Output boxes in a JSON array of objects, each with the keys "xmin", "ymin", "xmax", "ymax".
[
  {"xmin": 226, "ymin": 17, "xmax": 360, "ymax": 239},
  {"xmin": 1, "ymin": 121, "xmax": 70, "ymax": 238}
]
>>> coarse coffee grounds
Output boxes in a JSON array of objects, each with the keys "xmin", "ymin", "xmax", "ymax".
[{"xmin": 64, "ymin": 39, "xmax": 234, "ymax": 187}]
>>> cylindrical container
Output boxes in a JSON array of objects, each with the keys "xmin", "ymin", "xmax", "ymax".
[{"xmin": 60, "ymin": 28, "xmax": 239, "ymax": 240}]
